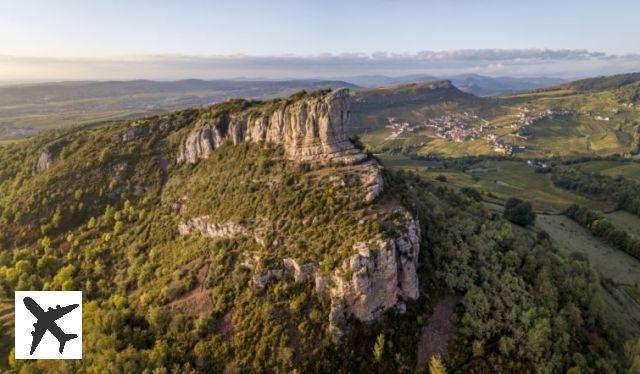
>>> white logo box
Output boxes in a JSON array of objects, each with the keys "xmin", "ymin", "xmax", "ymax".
[{"xmin": 14, "ymin": 291, "xmax": 82, "ymax": 359}]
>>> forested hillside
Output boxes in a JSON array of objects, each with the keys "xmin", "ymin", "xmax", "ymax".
[{"xmin": 0, "ymin": 90, "xmax": 628, "ymax": 372}]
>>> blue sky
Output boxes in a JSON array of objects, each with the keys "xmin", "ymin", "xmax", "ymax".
[
  {"xmin": 1, "ymin": 0, "xmax": 639, "ymax": 81},
  {"xmin": 2, "ymin": 0, "xmax": 639, "ymax": 56}
]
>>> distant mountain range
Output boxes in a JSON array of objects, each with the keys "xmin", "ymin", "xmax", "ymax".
[{"xmin": 341, "ymin": 74, "xmax": 565, "ymax": 96}]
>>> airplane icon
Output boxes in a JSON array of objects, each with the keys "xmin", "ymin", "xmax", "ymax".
[{"xmin": 23, "ymin": 297, "xmax": 79, "ymax": 355}]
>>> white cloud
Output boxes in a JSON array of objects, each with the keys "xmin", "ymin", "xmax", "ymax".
[{"xmin": 1, "ymin": 49, "xmax": 639, "ymax": 83}]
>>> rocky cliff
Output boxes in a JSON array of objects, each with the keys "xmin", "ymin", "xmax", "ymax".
[
  {"xmin": 173, "ymin": 89, "xmax": 421, "ymax": 337},
  {"xmin": 326, "ymin": 212, "xmax": 420, "ymax": 336},
  {"xmin": 178, "ymin": 211, "xmax": 420, "ymax": 337},
  {"xmin": 177, "ymin": 89, "xmax": 367, "ymax": 166}
]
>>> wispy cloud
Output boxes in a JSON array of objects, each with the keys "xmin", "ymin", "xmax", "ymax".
[{"xmin": 1, "ymin": 49, "xmax": 639, "ymax": 83}]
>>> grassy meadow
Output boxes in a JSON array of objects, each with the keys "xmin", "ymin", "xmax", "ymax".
[
  {"xmin": 535, "ymin": 214, "xmax": 640, "ymax": 339},
  {"xmin": 378, "ymin": 155, "xmax": 611, "ymax": 213}
]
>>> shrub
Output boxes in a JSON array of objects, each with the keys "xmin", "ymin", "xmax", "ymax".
[
  {"xmin": 503, "ymin": 198, "xmax": 536, "ymax": 226},
  {"xmin": 461, "ymin": 187, "xmax": 482, "ymax": 202}
]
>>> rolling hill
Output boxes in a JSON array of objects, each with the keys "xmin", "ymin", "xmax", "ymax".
[
  {"xmin": 343, "ymin": 73, "xmax": 564, "ymax": 96},
  {"xmin": 354, "ymin": 73, "xmax": 640, "ymax": 158}
]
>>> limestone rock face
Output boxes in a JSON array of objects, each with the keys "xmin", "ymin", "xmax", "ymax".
[
  {"xmin": 177, "ymin": 216, "xmax": 266, "ymax": 246},
  {"xmin": 253, "ymin": 269, "xmax": 284, "ymax": 288},
  {"xmin": 359, "ymin": 161, "xmax": 385, "ymax": 203},
  {"xmin": 178, "ymin": 216, "xmax": 251, "ymax": 239},
  {"xmin": 123, "ymin": 126, "xmax": 145, "ymax": 142},
  {"xmin": 177, "ymin": 127, "xmax": 215, "ymax": 164},
  {"xmin": 328, "ymin": 213, "xmax": 421, "ymax": 336},
  {"xmin": 178, "ymin": 212, "xmax": 421, "ymax": 337},
  {"xmin": 283, "ymin": 258, "xmax": 315, "ymax": 283},
  {"xmin": 35, "ymin": 148, "xmax": 57, "ymax": 172},
  {"xmin": 177, "ymin": 89, "xmax": 367, "ymax": 166}
]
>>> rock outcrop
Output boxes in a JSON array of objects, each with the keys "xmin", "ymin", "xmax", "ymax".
[
  {"xmin": 327, "ymin": 213, "xmax": 420, "ymax": 336},
  {"xmin": 358, "ymin": 161, "xmax": 385, "ymax": 203},
  {"xmin": 178, "ymin": 127, "xmax": 216, "ymax": 164},
  {"xmin": 176, "ymin": 88, "xmax": 384, "ymax": 203},
  {"xmin": 253, "ymin": 269, "xmax": 284, "ymax": 288},
  {"xmin": 177, "ymin": 215, "xmax": 265, "ymax": 243},
  {"xmin": 177, "ymin": 89, "xmax": 367, "ymax": 166},
  {"xmin": 179, "ymin": 212, "xmax": 421, "ymax": 337},
  {"xmin": 178, "ymin": 216, "xmax": 250, "ymax": 238},
  {"xmin": 283, "ymin": 258, "xmax": 315, "ymax": 283},
  {"xmin": 123, "ymin": 126, "xmax": 145, "ymax": 142},
  {"xmin": 35, "ymin": 147, "xmax": 58, "ymax": 172}
]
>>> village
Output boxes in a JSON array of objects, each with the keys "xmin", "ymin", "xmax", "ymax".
[
  {"xmin": 486, "ymin": 134, "xmax": 514, "ymax": 155},
  {"xmin": 383, "ymin": 104, "xmax": 618, "ymax": 156},
  {"xmin": 384, "ymin": 111, "xmax": 520, "ymax": 155},
  {"xmin": 514, "ymin": 107, "xmax": 574, "ymax": 127},
  {"xmin": 425, "ymin": 111, "xmax": 519, "ymax": 155},
  {"xmin": 424, "ymin": 112, "xmax": 486, "ymax": 142},
  {"xmin": 384, "ymin": 121, "xmax": 415, "ymax": 140}
]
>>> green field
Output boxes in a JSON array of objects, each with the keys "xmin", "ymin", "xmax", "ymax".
[
  {"xmin": 572, "ymin": 160, "xmax": 640, "ymax": 182},
  {"xmin": 382, "ymin": 152, "xmax": 640, "ymax": 336},
  {"xmin": 378, "ymin": 155, "xmax": 610, "ymax": 213},
  {"xmin": 604, "ymin": 210, "xmax": 640, "ymax": 236},
  {"xmin": 535, "ymin": 214, "xmax": 640, "ymax": 338}
]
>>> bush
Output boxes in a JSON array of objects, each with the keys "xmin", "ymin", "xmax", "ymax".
[
  {"xmin": 503, "ymin": 198, "xmax": 536, "ymax": 226},
  {"xmin": 461, "ymin": 187, "xmax": 482, "ymax": 202}
]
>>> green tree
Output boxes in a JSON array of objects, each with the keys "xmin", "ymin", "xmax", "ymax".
[
  {"xmin": 625, "ymin": 338, "xmax": 640, "ymax": 373},
  {"xmin": 373, "ymin": 333, "xmax": 385, "ymax": 363},
  {"xmin": 429, "ymin": 355, "xmax": 446, "ymax": 374},
  {"xmin": 503, "ymin": 198, "xmax": 536, "ymax": 226}
]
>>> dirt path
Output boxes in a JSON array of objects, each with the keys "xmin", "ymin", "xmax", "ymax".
[
  {"xmin": 169, "ymin": 258, "xmax": 213, "ymax": 316},
  {"xmin": 417, "ymin": 295, "xmax": 459, "ymax": 368}
]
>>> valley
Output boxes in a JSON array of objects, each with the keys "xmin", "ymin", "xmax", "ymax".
[{"xmin": 376, "ymin": 148, "xmax": 640, "ymax": 355}]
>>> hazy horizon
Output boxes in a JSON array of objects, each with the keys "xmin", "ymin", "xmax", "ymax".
[
  {"xmin": 1, "ymin": 50, "xmax": 640, "ymax": 85},
  {"xmin": 2, "ymin": 0, "xmax": 640, "ymax": 83}
]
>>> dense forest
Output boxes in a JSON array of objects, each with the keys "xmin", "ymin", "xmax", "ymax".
[{"xmin": 552, "ymin": 167, "xmax": 640, "ymax": 218}]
